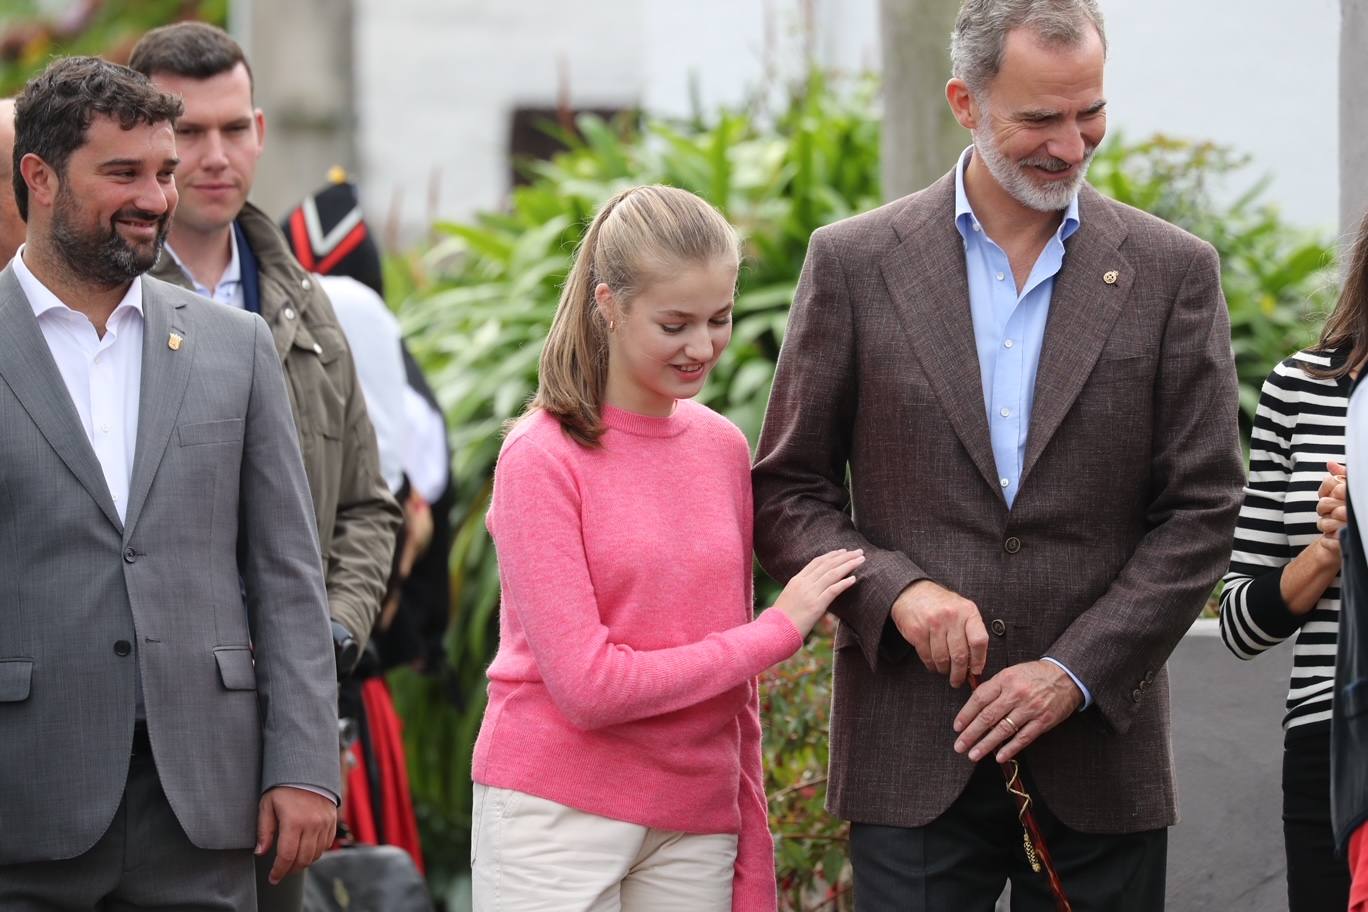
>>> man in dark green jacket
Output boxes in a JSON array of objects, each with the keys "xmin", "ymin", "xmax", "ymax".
[{"xmin": 130, "ymin": 22, "xmax": 402, "ymax": 911}]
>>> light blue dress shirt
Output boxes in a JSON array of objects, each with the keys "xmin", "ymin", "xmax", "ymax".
[
  {"xmin": 953, "ymin": 147, "xmax": 1092, "ymax": 708},
  {"xmin": 164, "ymin": 228, "xmax": 244, "ymax": 310},
  {"xmin": 954, "ymin": 147, "xmax": 1079, "ymax": 508}
]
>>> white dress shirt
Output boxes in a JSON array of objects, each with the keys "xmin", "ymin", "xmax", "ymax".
[
  {"xmin": 317, "ymin": 275, "xmax": 407, "ymax": 494},
  {"xmin": 403, "ymin": 386, "xmax": 449, "ymax": 503},
  {"xmin": 13, "ymin": 247, "xmax": 143, "ymax": 523},
  {"xmin": 1349, "ymin": 380, "xmax": 1368, "ymax": 537}
]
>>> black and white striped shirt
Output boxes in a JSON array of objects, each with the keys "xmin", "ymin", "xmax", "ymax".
[{"xmin": 1219, "ymin": 349, "xmax": 1348, "ymax": 732}]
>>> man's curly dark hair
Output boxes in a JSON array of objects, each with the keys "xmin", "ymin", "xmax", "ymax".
[{"xmin": 12, "ymin": 56, "xmax": 183, "ymax": 222}]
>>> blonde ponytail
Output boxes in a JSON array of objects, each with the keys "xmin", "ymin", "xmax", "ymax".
[{"xmin": 527, "ymin": 185, "xmax": 739, "ymax": 447}]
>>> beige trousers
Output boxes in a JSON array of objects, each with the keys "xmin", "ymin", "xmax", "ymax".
[{"xmin": 471, "ymin": 784, "xmax": 737, "ymax": 911}]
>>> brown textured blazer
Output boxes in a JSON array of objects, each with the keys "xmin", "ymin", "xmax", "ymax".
[{"xmin": 752, "ymin": 172, "xmax": 1244, "ymax": 835}]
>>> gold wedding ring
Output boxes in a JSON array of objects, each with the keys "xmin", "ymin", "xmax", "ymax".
[{"xmin": 1002, "ymin": 715, "xmax": 1018, "ymax": 734}]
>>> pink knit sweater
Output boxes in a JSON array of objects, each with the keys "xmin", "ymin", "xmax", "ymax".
[{"xmin": 472, "ymin": 401, "xmax": 803, "ymax": 911}]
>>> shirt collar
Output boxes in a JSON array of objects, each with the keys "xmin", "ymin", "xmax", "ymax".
[
  {"xmin": 164, "ymin": 226, "xmax": 240, "ymax": 295},
  {"xmin": 953, "ymin": 145, "xmax": 1081, "ymax": 244},
  {"xmin": 12, "ymin": 244, "xmax": 144, "ymax": 322}
]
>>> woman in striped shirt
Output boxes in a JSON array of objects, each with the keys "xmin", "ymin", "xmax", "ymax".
[{"xmin": 1220, "ymin": 333, "xmax": 1353, "ymax": 910}]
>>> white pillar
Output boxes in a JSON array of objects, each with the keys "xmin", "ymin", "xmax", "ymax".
[
  {"xmin": 1342, "ymin": 0, "xmax": 1368, "ymax": 239},
  {"xmin": 879, "ymin": 0, "xmax": 965, "ymax": 201},
  {"xmin": 235, "ymin": 0, "xmax": 357, "ymax": 220}
]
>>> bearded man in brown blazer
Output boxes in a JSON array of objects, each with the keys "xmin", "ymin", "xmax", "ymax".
[{"xmin": 753, "ymin": 1, "xmax": 1244, "ymax": 907}]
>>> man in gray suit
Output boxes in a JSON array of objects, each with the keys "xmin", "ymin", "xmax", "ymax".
[
  {"xmin": 0, "ymin": 57, "xmax": 339, "ymax": 910},
  {"xmin": 753, "ymin": 0, "xmax": 1244, "ymax": 907}
]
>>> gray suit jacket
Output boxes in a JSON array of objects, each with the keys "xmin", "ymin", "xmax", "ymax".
[
  {"xmin": 0, "ymin": 267, "xmax": 340, "ymax": 863},
  {"xmin": 753, "ymin": 175, "xmax": 1244, "ymax": 834}
]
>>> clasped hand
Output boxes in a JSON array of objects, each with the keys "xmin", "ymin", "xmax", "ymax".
[
  {"xmin": 1315, "ymin": 460, "xmax": 1348, "ymax": 549},
  {"xmin": 890, "ymin": 579, "xmax": 1082, "ymax": 763}
]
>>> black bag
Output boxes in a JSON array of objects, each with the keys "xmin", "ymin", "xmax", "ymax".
[{"xmin": 302, "ymin": 845, "xmax": 434, "ymax": 912}]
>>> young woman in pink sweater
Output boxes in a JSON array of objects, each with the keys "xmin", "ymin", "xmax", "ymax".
[{"xmin": 470, "ymin": 185, "xmax": 863, "ymax": 911}]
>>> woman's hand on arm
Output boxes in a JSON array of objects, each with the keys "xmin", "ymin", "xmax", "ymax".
[{"xmin": 771, "ymin": 549, "xmax": 865, "ymax": 637}]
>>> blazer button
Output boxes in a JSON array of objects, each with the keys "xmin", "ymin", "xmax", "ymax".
[
  {"xmin": 123, "ymin": 547, "xmax": 138, "ymax": 564},
  {"xmin": 1144, "ymin": 670, "xmax": 1155, "ymax": 683},
  {"xmin": 990, "ymin": 618, "xmax": 1007, "ymax": 637},
  {"xmin": 1131, "ymin": 688, "xmax": 1143, "ymax": 703},
  {"xmin": 1003, "ymin": 536, "xmax": 1022, "ymax": 554},
  {"xmin": 113, "ymin": 640, "xmax": 132, "ymax": 657}
]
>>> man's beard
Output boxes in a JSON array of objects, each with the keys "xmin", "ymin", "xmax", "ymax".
[
  {"xmin": 50, "ymin": 186, "xmax": 168, "ymax": 287},
  {"xmin": 972, "ymin": 123, "xmax": 1095, "ymax": 213}
]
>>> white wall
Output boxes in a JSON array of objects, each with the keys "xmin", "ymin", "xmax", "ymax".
[
  {"xmin": 640, "ymin": 0, "xmax": 882, "ymax": 120},
  {"xmin": 353, "ymin": 0, "xmax": 644, "ymax": 240},
  {"xmin": 1103, "ymin": 0, "xmax": 1339, "ymax": 232},
  {"xmin": 353, "ymin": 0, "xmax": 1340, "ymax": 238}
]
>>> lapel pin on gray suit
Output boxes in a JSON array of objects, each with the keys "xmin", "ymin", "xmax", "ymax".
[{"xmin": 0, "ymin": 57, "xmax": 340, "ymax": 912}]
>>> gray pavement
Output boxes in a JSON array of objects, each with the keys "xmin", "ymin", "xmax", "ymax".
[{"xmin": 1166, "ymin": 621, "xmax": 1292, "ymax": 911}]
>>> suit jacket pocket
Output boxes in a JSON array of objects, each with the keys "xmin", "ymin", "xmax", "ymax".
[
  {"xmin": 0, "ymin": 659, "xmax": 33, "ymax": 702},
  {"xmin": 178, "ymin": 418, "xmax": 245, "ymax": 447},
  {"xmin": 214, "ymin": 647, "xmax": 257, "ymax": 690},
  {"xmin": 1088, "ymin": 354, "xmax": 1153, "ymax": 387}
]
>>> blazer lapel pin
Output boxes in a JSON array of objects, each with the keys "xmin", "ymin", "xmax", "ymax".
[
  {"xmin": 1103, "ymin": 270, "xmax": 1119, "ymax": 285},
  {"xmin": 168, "ymin": 332, "xmax": 183, "ymax": 351}
]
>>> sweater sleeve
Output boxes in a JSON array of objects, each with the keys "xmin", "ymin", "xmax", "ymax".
[
  {"xmin": 1218, "ymin": 364, "xmax": 1305, "ymax": 658},
  {"xmin": 732, "ymin": 679, "xmax": 778, "ymax": 911},
  {"xmin": 489, "ymin": 435, "xmax": 804, "ymax": 731}
]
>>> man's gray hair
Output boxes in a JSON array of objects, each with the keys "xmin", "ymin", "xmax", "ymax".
[{"xmin": 950, "ymin": 0, "xmax": 1107, "ymax": 93}]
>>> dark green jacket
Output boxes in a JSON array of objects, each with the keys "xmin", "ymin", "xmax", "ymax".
[{"xmin": 150, "ymin": 202, "xmax": 400, "ymax": 646}]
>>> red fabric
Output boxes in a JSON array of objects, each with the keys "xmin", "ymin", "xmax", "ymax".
[
  {"xmin": 342, "ymin": 739, "xmax": 378, "ymax": 845},
  {"xmin": 287, "ymin": 210, "xmax": 316, "ymax": 271},
  {"xmin": 1352, "ymin": 823, "xmax": 1368, "ymax": 912},
  {"xmin": 340, "ymin": 678, "xmax": 425, "ymax": 874},
  {"xmin": 317, "ymin": 223, "xmax": 369, "ymax": 276}
]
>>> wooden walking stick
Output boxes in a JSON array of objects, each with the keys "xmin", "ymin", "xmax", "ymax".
[{"xmin": 967, "ymin": 672, "xmax": 1073, "ymax": 912}]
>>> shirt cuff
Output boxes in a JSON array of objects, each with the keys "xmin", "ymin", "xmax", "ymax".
[
  {"xmin": 275, "ymin": 783, "xmax": 341, "ymax": 807},
  {"xmin": 1243, "ymin": 566, "xmax": 1306, "ymax": 640},
  {"xmin": 1042, "ymin": 656, "xmax": 1091, "ymax": 710}
]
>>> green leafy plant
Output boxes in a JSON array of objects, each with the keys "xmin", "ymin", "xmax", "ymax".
[
  {"xmin": 762, "ymin": 615, "xmax": 850, "ymax": 910},
  {"xmin": 0, "ymin": 0, "xmax": 228, "ymax": 95},
  {"xmin": 387, "ymin": 79, "xmax": 1335, "ymax": 907}
]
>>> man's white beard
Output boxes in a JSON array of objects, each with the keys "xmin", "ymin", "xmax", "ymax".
[{"xmin": 972, "ymin": 126, "xmax": 1095, "ymax": 213}]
